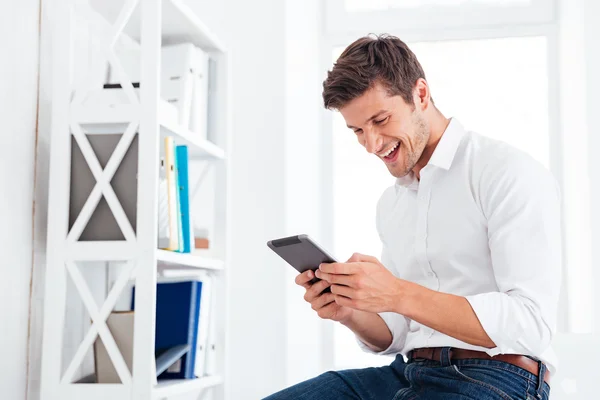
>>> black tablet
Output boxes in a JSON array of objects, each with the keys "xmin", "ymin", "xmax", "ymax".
[{"xmin": 267, "ymin": 234, "xmax": 337, "ymax": 286}]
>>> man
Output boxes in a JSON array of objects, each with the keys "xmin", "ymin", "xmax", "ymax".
[{"xmin": 265, "ymin": 34, "xmax": 560, "ymax": 400}]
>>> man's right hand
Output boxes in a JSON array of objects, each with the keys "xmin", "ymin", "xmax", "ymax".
[{"xmin": 296, "ymin": 270, "xmax": 354, "ymax": 323}]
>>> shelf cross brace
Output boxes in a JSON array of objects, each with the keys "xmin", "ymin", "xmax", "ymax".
[
  {"xmin": 72, "ymin": 0, "xmax": 141, "ymax": 108},
  {"xmin": 67, "ymin": 120, "xmax": 139, "ymax": 243},
  {"xmin": 61, "ymin": 260, "xmax": 137, "ymax": 385}
]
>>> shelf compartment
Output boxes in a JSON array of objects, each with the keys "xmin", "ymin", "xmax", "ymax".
[
  {"xmin": 89, "ymin": 0, "xmax": 226, "ymax": 53},
  {"xmin": 157, "ymin": 249, "xmax": 224, "ymax": 271},
  {"xmin": 72, "ymin": 103, "xmax": 225, "ymax": 160}
]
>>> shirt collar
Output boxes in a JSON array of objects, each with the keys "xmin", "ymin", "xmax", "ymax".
[
  {"xmin": 427, "ymin": 117, "xmax": 465, "ymax": 171},
  {"xmin": 394, "ymin": 118, "xmax": 465, "ymax": 190}
]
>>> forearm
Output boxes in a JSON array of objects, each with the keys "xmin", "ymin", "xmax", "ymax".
[
  {"xmin": 397, "ymin": 280, "xmax": 495, "ymax": 348},
  {"xmin": 340, "ymin": 309, "xmax": 392, "ymax": 352}
]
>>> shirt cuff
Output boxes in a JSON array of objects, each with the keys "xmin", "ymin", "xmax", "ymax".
[{"xmin": 356, "ymin": 312, "xmax": 406, "ymax": 355}]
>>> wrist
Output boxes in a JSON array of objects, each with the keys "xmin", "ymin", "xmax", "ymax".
[
  {"xmin": 392, "ymin": 278, "xmax": 416, "ymax": 316},
  {"xmin": 338, "ymin": 308, "xmax": 357, "ymax": 326}
]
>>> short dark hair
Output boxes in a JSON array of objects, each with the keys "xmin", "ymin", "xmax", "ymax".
[{"xmin": 322, "ymin": 34, "xmax": 429, "ymax": 110}]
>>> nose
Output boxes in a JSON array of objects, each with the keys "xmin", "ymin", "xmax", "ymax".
[{"xmin": 363, "ymin": 128, "xmax": 382, "ymax": 154}]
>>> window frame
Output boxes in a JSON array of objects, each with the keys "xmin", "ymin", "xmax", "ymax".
[
  {"xmin": 319, "ymin": 6, "xmax": 567, "ymax": 370},
  {"xmin": 325, "ymin": 0, "xmax": 556, "ymax": 35}
]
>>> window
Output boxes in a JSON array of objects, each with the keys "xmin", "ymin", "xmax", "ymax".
[
  {"xmin": 325, "ymin": 0, "xmax": 554, "ymax": 34},
  {"xmin": 331, "ymin": 36, "xmax": 552, "ymax": 369},
  {"xmin": 344, "ymin": 0, "xmax": 532, "ymax": 12}
]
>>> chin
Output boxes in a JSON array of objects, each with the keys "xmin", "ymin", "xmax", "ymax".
[{"xmin": 388, "ymin": 166, "xmax": 411, "ymax": 179}]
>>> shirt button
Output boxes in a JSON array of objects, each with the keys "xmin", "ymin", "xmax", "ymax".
[{"xmin": 427, "ymin": 271, "xmax": 435, "ymax": 277}]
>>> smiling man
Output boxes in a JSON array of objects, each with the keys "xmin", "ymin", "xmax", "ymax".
[{"xmin": 264, "ymin": 34, "xmax": 561, "ymax": 400}]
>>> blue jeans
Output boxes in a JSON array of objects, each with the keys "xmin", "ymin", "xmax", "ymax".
[{"xmin": 264, "ymin": 348, "xmax": 551, "ymax": 400}]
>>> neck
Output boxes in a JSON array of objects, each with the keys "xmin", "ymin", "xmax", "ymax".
[{"xmin": 413, "ymin": 109, "xmax": 450, "ymax": 179}]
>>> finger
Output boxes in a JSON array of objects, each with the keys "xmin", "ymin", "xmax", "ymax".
[
  {"xmin": 319, "ymin": 262, "xmax": 359, "ymax": 275},
  {"xmin": 317, "ymin": 301, "xmax": 341, "ymax": 320},
  {"xmin": 347, "ymin": 252, "xmax": 379, "ymax": 264},
  {"xmin": 311, "ymin": 292, "xmax": 336, "ymax": 310},
  {"xmin": 295, "ymin": 270, "xmax": 315, "ymax": 288},
  {"xmin": 334, "ymin": 294, "xmax": 357, "ymax": 309},
  {"xmin": 330, "ymin": 284, "xmax": 357, "ymax": 298},
  {"xmin": 304, "ymin": 279, "xmax": 331, "ymax": 302},
  {"xmin": 315, "ymin": 269, "xmax": 355, "ymax": 286}
]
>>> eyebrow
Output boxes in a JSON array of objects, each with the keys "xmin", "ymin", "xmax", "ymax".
[{"xmin": 346, "ymin": 110, "xmax": 388, "ymax": 130}]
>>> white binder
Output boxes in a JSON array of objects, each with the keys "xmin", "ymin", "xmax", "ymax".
[
  {"xmin": 189, "ymin": 47, "xmax": 210, "ymax": 140},
  {"xmin": 160, "ymin": 43, "xmax": 196, "ymax": 127},
  {"xmin": 194, "ymin": 276, "xmax": 213, "ymax": 377}
]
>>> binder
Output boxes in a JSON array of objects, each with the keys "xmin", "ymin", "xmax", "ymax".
[
  {"xmin": 132, "ymin": 281, "xmax": 203, "ymax": 379},
  {"xmin": 155, "ymin": 344, "xmax": 191, "ymax": 377},
  {"xmin": 190, "ymin": 47, "xmax": 210, "ymax": 140},
  {"xmin": 176, "ymin": 145, "xmax": 192, "ymax": 253},
  {"xmin": 161, "ymin": 43, "xmax": 196, "ymax": 127},
  {"xmin": 194, "ymin": 276, "xmax": 212, "ymax": 377},
  {"xmin": 110, "ymin": 43, "xmax": 196, "ymax": 128},
  {"xmin": 157, "ymin": 156, "xmax": 170, "ymax": 249},
  {"xmin": 164, "ymin": 137, "xmax": 180, "ymax": 251},
  {"xmin": 173, "ymin": 142, "xmax": 184, "ymax": 252}
]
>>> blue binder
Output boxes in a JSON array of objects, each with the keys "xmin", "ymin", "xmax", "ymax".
[
  {"xmin": 175, "ymin": 145, "xmax": 192, "ymax": 253},
  {"xmin": 132, "ymin": 280, "xmax": 203, "ymax": 379}
]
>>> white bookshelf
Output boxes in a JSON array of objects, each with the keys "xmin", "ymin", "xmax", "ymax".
[{"xmin": 40, "ymin": 0, "xmax": 231, "ymax": 399}]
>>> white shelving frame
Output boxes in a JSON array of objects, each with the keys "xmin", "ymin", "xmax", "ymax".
[{"xmin": 40, "ymin": 0, "xmax": 231, "ymax": 399}]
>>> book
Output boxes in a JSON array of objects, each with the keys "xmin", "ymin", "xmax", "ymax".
[
  {"xmin": 176, "ymin": 145, "xmax": 192, "ymax": 253},
  {"xmin": 173, "ymin": 142, "xmax": 184, "ymax": 252},
  {"xmin": 164, "ymin": 137, "xmax": 180, "ymax": 251},
  {"xmin": 157, "ymin": 156, "xmax": 170, "ymax": 249}
]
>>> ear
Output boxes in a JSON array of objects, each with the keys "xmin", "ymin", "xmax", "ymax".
[{"xmin": 413, "ymin": 78, "xmax": 431, "ymax": 111}]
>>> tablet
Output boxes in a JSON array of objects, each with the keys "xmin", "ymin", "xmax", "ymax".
[{"xmin": 267, "ymin": 234, "xmax": 337, "ymax": 286}]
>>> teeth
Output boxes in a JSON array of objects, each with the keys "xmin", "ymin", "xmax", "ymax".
[{"xmin": 382, "ymin": 142, "xmax": 399, "ymax": 157}]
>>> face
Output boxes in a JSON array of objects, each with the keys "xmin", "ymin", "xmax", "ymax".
[{"xmin": 339, "ymin": 82, "xmax": 430, "ymax": 178}]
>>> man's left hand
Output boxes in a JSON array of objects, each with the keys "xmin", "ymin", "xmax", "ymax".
[{"xmin": 315, "ymin": 253, "xmax": 406, "ymax": 314}]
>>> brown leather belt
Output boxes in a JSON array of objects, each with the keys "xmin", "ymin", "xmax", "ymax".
[{"xmin": 409, "ymin": 347, "xmax": 551, "ymax": 385}]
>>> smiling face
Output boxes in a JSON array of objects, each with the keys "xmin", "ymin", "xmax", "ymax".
[{"xmin": 339, "ymin": 82, "xmax": 430, "ymax": 178}]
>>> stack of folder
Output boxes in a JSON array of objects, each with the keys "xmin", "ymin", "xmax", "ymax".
[
  {"xmin": 130, "ymin": 278, "xmax": 213, "ymax": 380},
  {"xmin": 158, "ymin": 137, "xmax": 193, "ymax": 253}
]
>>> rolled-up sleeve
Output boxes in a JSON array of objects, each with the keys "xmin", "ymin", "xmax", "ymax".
[
  {"xmin": 466, "ymin": 154, "xmax": 562, "ymax": 356},
  {"xmin": 355, "ymin": 311, "xmax": 409, "ymax": 355}
]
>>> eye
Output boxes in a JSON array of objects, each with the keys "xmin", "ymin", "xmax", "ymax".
[
  {"xmin": 374, "ymin": 116, "xmax": 389, "ymax": 125},
  {"xmin": 353, "ymin": 129, "xmax": 363, "ymax": 135}
]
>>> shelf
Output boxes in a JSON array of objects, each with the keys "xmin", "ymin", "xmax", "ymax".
[
  {"xmin": 157, "ymin": 249, "xmax": 224, "ymax": 271},
  {"xmin": 73, "ymin": 103, "xmax": 225, "ymax": 160},
  {"xmin": 154, "ymin": 375, "xmax": 223, "ymax": 399},
  {"xmin": 89, "ymin": 0, "xmax": 226, "ymax": 53}
]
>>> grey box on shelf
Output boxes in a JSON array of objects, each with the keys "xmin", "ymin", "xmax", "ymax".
[{"xmin": 69, "ymin": 133, "xmax": 138, "ymax": 241}]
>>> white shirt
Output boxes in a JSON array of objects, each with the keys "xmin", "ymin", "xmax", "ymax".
[{"xmin": 358, "ymin": 118, "xmax": 562, "ymax": 374}]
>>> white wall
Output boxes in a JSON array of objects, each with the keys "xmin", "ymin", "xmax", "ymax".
[
  {"xmin": 584, "ymin": 0, "xmax": 600, "ymax": 334},
  {"xmin": 185, "ymin": 0, "xmax": 289, "ymax": 398},
  {"xmin": 283, "ymin": 0, "xmax": 330, "ymax": 387},
  {"xmin": 188, "ymin": 0, "xmax": 327, "ymax": 396},
  {"xmin": 0, "ymin": 0, "xmax": 40, "ymax": 399}
]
